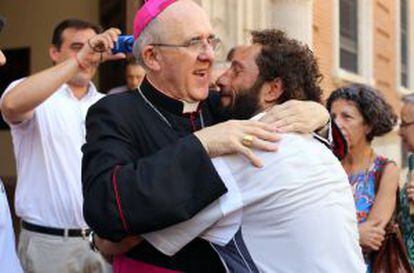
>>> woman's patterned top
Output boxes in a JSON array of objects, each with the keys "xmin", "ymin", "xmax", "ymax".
[{"xmin": 348, "ymin": 155, "xmax": 390, "ymax": 273}]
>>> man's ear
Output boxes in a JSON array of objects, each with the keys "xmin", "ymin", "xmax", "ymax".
[
  {"xmin": 142, "ymin": 46, "xmax": 161, "ymax": 71},
  {"xmin": 49, "ymin": 45, "xmax": 60, "ymax": 63},
  {"xmin": 263, "ymin": 78, "xmax": 283, "ymax": 104}
]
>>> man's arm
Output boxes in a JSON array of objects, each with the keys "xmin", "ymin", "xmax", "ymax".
[
  {"xmin": 1, "ymin": 59, "xmax": 81, "ymax": 123},
  {"xmin": 91, "ymin": 158, "xmax": 242, "ymax": 257},
  {"xmin": 207, "ymin": 93, "xmax": 329, "ymax": 134},
  {"xmin": 0, "ymin": 28, "xmax": 124, "ymax": 124},
  {"xmin": 259, "ymin": 100, "xmax": 329, "ymax": 133},
  {"xmin": 259, "ymin": 100, "xmax": 347, "ymax": 159}
]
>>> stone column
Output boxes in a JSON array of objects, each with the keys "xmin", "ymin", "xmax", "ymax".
[
  {"xmin": 268, "ymin": 0, "xmax": 314, "ymax": 47},
  {"xmin": 198, "ymin": 0, "xmax": 314, "ymax": 55}
]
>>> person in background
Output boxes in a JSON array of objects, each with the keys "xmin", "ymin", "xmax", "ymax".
[
  {"xmin": 398, "ymin": 93, "xmax": 414, "ymax": 268},
  {"xmin": 107, "ymin": 57, "xmax": 145, "ymax": 94},
  {"xmin": 0, "ymin": 16, "xmax": 24, "ymax": 273},
  {"xmin": 327, "ymin": 84, "xmax": 400, "ymax": 272},
  {"xmin": 0, "ymin": 18, "xmax": 122, "ymax": 273}
]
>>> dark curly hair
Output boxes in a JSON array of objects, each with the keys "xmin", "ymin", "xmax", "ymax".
[
  {"xmin": 326, "ymin": 84, "xmax": 397, "ymax": 142},
  {"xmin": 251, "ymin": 29, "xmax": 323, "ymax": 103}
]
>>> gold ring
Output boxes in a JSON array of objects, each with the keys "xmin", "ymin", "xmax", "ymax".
[{"xmin": 241, "ymin": 135, "xmax": 254, "ymax": 147}]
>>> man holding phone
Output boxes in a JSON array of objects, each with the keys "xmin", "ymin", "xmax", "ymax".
[{"xmin": 0, "ymin": 18, "xmax": 120, "ymax": 273}]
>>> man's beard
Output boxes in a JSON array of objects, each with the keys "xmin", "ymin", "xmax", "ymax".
[{"xmin": 223, "ymin": 79, "xmax": 263, "ymax": 120}]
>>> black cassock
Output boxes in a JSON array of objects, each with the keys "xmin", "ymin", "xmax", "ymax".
[{"xmin": 82, "ymin": 77, "xmax": 228, "ymax": 272}]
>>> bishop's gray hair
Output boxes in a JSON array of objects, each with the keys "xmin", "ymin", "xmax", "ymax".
[{"xmin": 133, "ymin": 18, "xmax": 163, "ymax": 70}]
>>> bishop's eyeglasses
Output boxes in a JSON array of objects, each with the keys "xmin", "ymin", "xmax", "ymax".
[{"xmin": 150, "ymin": 35, "xmax": 222, "ymax": 53}]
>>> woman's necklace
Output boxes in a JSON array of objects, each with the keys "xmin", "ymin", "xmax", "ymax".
[
  {"xmin": 362, "ymin": 149, "xmax": 375, "ymax": 185},
  {"xmin": 347, "ymin": 149, "xmax": 374, "ymax": 186},
  {"xmin": 138, "ymin": 87, "xmax": 205, "ymax": 129}
]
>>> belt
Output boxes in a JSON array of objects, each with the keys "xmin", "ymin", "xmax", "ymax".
[{"xmin": 21, "ymin": 220, "xmax": 90, "ymax": 239}]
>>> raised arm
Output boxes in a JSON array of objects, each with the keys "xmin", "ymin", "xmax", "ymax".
[
  {"xmin": 359, "ymin": 163, "xmax": 400, "ymax": 251},
  {"xmin": 0, "ymin": 28, "xmax": 124, "ymax": 124},
  {"xmin": 1, "ymin": 58, "xmax": 82, "ymax": 123}
]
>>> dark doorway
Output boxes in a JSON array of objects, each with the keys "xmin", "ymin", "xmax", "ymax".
[
  {"xmin": 99, "ymin": 0, "xmax": 127, "ymax": 93},
  {"xmin": 0, "ymin": 47, "xmax": 30, "ymax": 129}
]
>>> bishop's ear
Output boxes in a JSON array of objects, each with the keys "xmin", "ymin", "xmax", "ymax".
[
  {"xmin": 142, "ymin": 45, "xmax": 161, "ymax": 71},
  {"xmin": 49, "ymin": 45, "xmax": 60, "ymax": 64}
]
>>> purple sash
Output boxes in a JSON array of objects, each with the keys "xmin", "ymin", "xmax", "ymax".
[{"xmin": 113, "ymin": 255, "xmax": 182, "ymax": 273}]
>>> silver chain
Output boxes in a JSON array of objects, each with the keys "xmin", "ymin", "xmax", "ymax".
[{"xmin": 138, "ymin": 87, "xmax": 205, "ymax": 129}]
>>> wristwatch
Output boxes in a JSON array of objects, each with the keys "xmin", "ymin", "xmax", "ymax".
[{"xmin": 88, "ymin": 230, "xmax": 99, "ymax": 252}]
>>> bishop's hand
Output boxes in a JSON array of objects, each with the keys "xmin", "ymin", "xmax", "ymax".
[{"xmin": 194, "ymin": 120, "xmax": 280, "ymax": 168}]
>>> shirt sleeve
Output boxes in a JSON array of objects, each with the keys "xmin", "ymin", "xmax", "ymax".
[
  {"xmin": 142, "ymin": 157, "xmax": 243, "ymax": 256},
  {"xmin": 0, "ymin": 78, "xmax": 33, "ymax": 130},
  {"xmin": 81, "ymin": 98, "xmax": 227, "ymax": 241}
]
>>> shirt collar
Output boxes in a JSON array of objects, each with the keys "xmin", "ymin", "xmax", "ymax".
[
  {"xmin": 140, "ymin": 76, "xmax": 202, "ymax": 115},
  {"xmin": 62, "ymin": 82, "xmax": 99, "ymax": 100}
]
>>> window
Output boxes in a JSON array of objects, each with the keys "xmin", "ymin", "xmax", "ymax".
[
  {"xmin": 333, "ymin": 0, "xmax": 373, "ymax": 84},
  {"xmin": 0, "ymin": 47, "xmax": 30, "ymax": 130},
  {"xmin": 400, "ymin": 0, "xmax": 409, "ymax": 88},
  {"xmin": 99, "ymin": 0, "xmax": 126, "ymax": 93},
  {"xmin": 340, "ymin": 0, "xmax": 358, "ymax": 73}
]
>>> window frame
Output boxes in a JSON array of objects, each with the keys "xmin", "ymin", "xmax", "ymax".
[
  {"xmin": 339, "ymin": 0, "xmax": 359, "ymax": 73},
  {"xmin": 396, "ymin": 0, "xmax": 414, "ymax": 95},
  {"xmin": 333, "ymin": 0, "xmax": 374, "ymax": 85}
]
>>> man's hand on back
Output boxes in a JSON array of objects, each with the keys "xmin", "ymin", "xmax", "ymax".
[
  {"xmin": 194, "ymin": 120, "xmax": 280, "ymax": 168},
  {"xmin": 260, "ymin": 100, "xmax": 330, "ymax": 134}
]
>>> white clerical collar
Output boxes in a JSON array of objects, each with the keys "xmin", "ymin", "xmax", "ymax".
[
  {"xmin": 145, "ymin": 76, "xmax": 200, "ymax": 114},
  {"xmin": 182, "ymin": 101, "xmax": 200, "ymax": 113}
]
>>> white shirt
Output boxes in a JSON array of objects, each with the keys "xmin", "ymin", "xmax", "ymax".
[
  {"xmin": 144, "ymin": 127, "xmax": 365, "ymax": 272},
  {"xmin": 0, "ymin": 179, "xmax": 23, "ymax": 273},
  {"xmin": 1, "ymin": 79, "xmax": 104, "ymax": 228}
]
